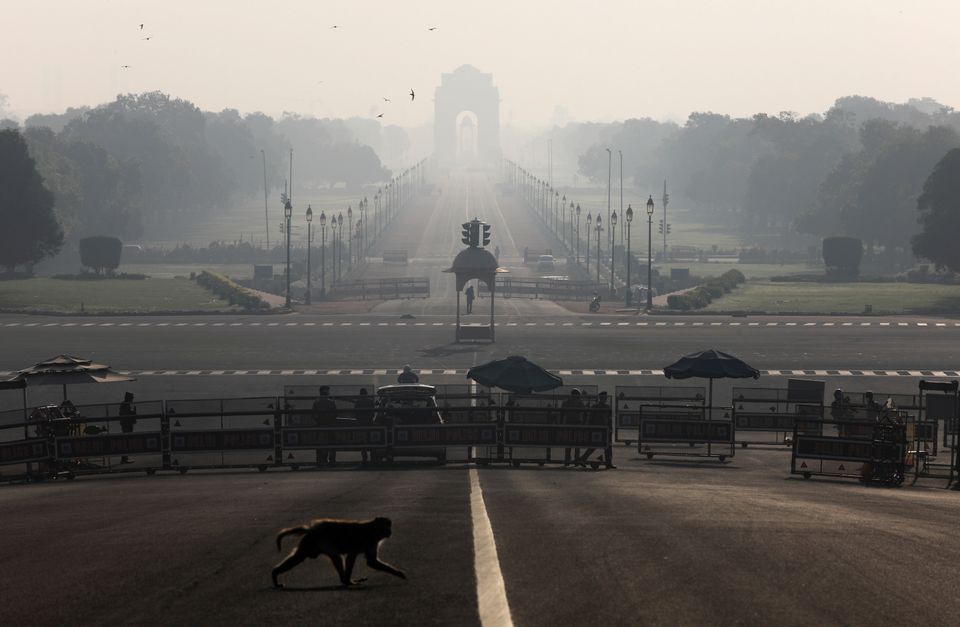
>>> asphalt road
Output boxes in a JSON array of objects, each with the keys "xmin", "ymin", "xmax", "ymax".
[
  {"xmin": 2, "ymin": 449, "xmax": 957, "ymax": 626},
  {"xmin": 3, "ymin": 168, "xmax": 960, "ymax": 626}
]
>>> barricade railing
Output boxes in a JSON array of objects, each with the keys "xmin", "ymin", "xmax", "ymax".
[
  {"xmin": 791, "ymin": 418, "xmax": 906, "ymax": 485},
  {"xmin": 614, "ymin": 386, "xmax": 705, "ymax": 445},
  {"xmin": 733, "ymin": 387, "xmax": 823, "ymax": 447},
  {"xmin": 382, "ymin": 249, "xmax": 409, "ymax": 264},
  {"xmin": 477, "ymin": 278, "xmax": 601, "ymax": 301},
  {"xmin": 327, "ymin": 277, "xmax": 429, "ymax": 300},
  {"xmin": 913, "ymin": 380, "xmax": 958, "ymax": 487},
  {"xmin": 638, "ymin": 405, "xmax": 734, "ymax": 462},
  {"xmin": 0, "ymin": 390, "xmax": 618, "ymax": 482}
]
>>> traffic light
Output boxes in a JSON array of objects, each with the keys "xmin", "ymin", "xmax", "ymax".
[
  {"xmin": 666, "ymin": 223, "xmax": 672, "ymax": 234},
  {"xmin": 462, "ymin": 221, "xmax": 473, "ymax": 246},
  {"xmin": 658, "ymin": 219, "xmax": 664, "ymax": 234},
  {"xmin": 482, "ymin": 223, "xmax": 491, "ymax": 247}
]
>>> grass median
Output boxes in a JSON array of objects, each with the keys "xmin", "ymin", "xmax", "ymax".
[
  {"xmin": 0, "ymin": 277, "xmax": 238, "ymax": 314},
  {"xmin": 704, "ymin": 281, "xmax": 960, "ymax": 314}
]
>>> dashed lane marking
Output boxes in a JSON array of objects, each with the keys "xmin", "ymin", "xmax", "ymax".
[
  {"xmin": 2, "ymin": 320, "xmax": 958, "ymax": 330},
  {"xmin": 0, "ymin": 368, "xmax": 953, "ymax": 378}
]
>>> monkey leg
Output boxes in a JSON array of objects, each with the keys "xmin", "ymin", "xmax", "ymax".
[
  {"xmin": 365, "ymin": 549, "xmax": 407, "ymax": 579},
  {"xmin": 324, "ymin": 552, "xmax": 350, "ymax": 586},
  {"xmin": 343, "ymin": 552, "xmax": 367, "ymax": 585},
  {"xmin": 272, "ymin": 547, "xmax": 309, "ymax": 588}
]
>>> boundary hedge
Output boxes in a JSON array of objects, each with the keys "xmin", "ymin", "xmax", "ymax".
[
  {"xmin": 196, "ymin": 270, "xmax": 270, "ymax": 310},
  {"xmin": 667, "ymin": 269, "xmax": 745, "ymax": 310}
]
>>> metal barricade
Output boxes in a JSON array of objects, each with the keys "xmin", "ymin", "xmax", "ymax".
[
  {"xmin": 165, "ymin": 397, "xmax": 277, "ymax": 472},
  {"xmin": 732, "ymin": 387, "xmax": 824, "ymax": 447},
  {"xmin": 614, "ymin": 386, "xmax": 705, "ymax": 445},
  {"xmin": 791, "ymin": 418, "xmax": 906, "ymax": 485},
  {"xmin": 637, "ymin": 404, "xmax": 734, "ymax": 462},
  {"xmin": 912, "ymin": 380, "xmax": 958, "ymax": 486}
]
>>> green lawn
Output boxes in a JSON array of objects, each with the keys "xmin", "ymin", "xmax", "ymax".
[
  {"xmin": 658, "ymin": 262, "xmax": 815, "ymax": 280},
  {"xmin": 0, "ymin": 278, "xmax": 238, "ymax": 314},
  {"xmin": 704, "ymin": 281, "xmax": 960, "ymax": 314},
  {"xmin": 122, "ymin": 263, "xmax": 257, "ymax": 280},
  {"xmin": 142, "ymin": 192, "xmax": 363, "ymax": 248}
]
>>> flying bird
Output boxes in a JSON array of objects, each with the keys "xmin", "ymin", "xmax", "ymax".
[
  {"xmin": 121, "ymin": 65, "xmax": 132, "ymax": 69},
  {"xmin": 331, "ymin": 25, "xmax": 338, "ymax": 29},
  {"xmin": 141, "ymin": 37, "xmax": 151, "ymax": 40},
  {"xmin": 410, "ymin": 89, "xmax": 415, "ymax": 101},
  {"xmin": 377, "ymin": 113, "xmax": 384, "ymax": 118},
  {"xmin": 383, "ymin": 97, "xmax": 391, "ymax": 102},
  {"xmin": 428, "ymin": 26, "xmax": 437, "ymax": 31},
  {"xmin": 139, "ymin": 23, "xmax": 144, "ymax": 29}
]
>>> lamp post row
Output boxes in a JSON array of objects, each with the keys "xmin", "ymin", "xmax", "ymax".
[
  {"xmin": 279, "ymin": 157, "xmax": 427, "ymax": 307},
  {"xmin": 505, "ymin": 157, "xmax": 657, "ymax": 311}
]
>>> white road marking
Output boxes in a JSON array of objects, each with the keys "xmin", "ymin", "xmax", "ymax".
[{"xmin": 470, "ymin": 468, "xmax": 514, "ymax": 627}]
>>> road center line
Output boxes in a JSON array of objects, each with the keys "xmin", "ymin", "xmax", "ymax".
[{"xmin": 470, "ymin": 468, "xmax": 514, "ymax": 627}]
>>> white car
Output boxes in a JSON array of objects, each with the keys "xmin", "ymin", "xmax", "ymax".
[{"xmin": 537, "ymin": 254, "xmax": 556, "ymax": 271}]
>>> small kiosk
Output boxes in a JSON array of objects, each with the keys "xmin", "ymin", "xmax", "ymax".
[{"xmin": 445, "ymin": 221, "xmax": 505, "ymax": 343}]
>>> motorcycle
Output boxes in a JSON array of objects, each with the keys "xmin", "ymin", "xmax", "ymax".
[{"xmin": 588, "ymin": 293, "xmax": 601, "ymax": 313}]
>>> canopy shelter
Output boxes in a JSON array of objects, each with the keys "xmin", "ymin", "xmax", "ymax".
[
  {"xmin": 9, "ymin": 354, "xmax": 135, "ymax": 401},
  {"xmin": 663, "ymin": 349, "xmax": 760, "ymax": 419},
  {"xmin": 444, "ymin": 246, "xmax": 507, "ymax": 343},
  {"xmin": 466, "ymin": 355, "xmax": 563, "ymax": 393}
]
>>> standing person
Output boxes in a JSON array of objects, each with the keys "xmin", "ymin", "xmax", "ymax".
[
  {"xmin": 830, "ymin": 388, "xmax": 850, "ymax": 436},
  {"xmin": 312, "ymin": 386, "xmax": 339, "ymax": 466},
  {"xmin": 465, "ymin": 284, "xmax": 475, "ymax": 314},
  {"xmin": 397, "ymin": 365, "xmax": 419, "ymax": 384},
  {"xmin": 561, "ymin": 389, "xmax": 585, "ymax": 466},
  {"xmin": 353, "ymin": 388, "xmax": 376, "ymax": 465},
  {"xmin": 118, "ymin": 392, "xmax": 137, "ymax": 464},
  {"xmin": 578, "ymin": 391, "xmax": 613, "ymax": 467},
  {"xmin": 494, "ymin": 245, "xmax": 500, "ymax": 261}
]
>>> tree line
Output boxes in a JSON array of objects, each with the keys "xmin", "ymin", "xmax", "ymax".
[
  {"xmin": 572, "ymin": 95, "xmax": 960, "ymax": 269},
  {"xmin": 0, "ymin": 91, "xmax": 399, "ymax": 270}
]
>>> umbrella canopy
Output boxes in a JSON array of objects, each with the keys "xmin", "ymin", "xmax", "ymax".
[
  {"xmin": 466, "ymin": 355, "xmax": 563, "ymax": 393},
  {"xmin": 10, "ymin": 355, "xmax": 134, "ymax": 399},
  {"xmin": 663, "ymin": 349, "xmax": 760, "ymax": 380}
]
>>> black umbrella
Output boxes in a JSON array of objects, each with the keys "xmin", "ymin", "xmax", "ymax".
[
  {"xmin": 663, "ymin": 349, "xmax": 759, "ymax": 418},
  {"xmin": 11, "ymin": 354, "xmax": 135, "ymax": 401},
  {"xmin": 466, "ymin": 355, "xmax": 563, "ymax": 394}
]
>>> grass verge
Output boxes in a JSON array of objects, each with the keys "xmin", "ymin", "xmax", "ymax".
[
  {"xmin": 703, "ymin": 281, "xmax": 960, "ymax": 315},
  {"xmin": 0, "ymin": 278, "xmax": 238, "ymax": 314}
]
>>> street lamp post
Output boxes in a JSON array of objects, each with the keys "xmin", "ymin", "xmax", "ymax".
[
  {"xmin": 618, "ymin": 149, "xmax": 624, "ymax": 249},
  {"xmin": 337, "ymin": 212, "xmax": 344, "ymax": 282},
  {"xmin": 625, "ymin": 205, "xmax": 633, "ymax": 307},
  {"xmin": 595, "ymin": 215, "xmax": 603, "ymax": 285},
  {"xmin": 646, "ymin": 195, "xmax": 655, "ymax": 311},
  {"xmin": 568, "ymin": 201, "xmax": 574, "ymax": 253},
  {"xmin": 586, "ymin": 213, "xmax": 592, "ymax": 272},
  {"xmin": 610, "ymin": 211, "xmax": 618, "ymax": 297},
  {"xmin": 283, "ymin": 199, "xmax": 292, "ymax": 307},
  {"xmin": 575, "ymin": 204, "xmax": 581, "ymax": 263},
  {"xmin": 347, "ymin": 206, "xmax": 353, "ymax": 269},
  {"xmin": 305, "ymin": 205, "xmax": 313, "ymax": 305},
  {"xmin": 319, "ymin": 210, "xmax": 326, "ymax": 297}
]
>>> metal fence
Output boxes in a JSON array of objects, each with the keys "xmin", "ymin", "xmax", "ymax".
[
  {"xmin": 327, "ymin": 277, "xmax": 429, "ymax": 300},
  {"xmin": 478, "ymin": 278, "xmax": 601, "ymax": 301}
]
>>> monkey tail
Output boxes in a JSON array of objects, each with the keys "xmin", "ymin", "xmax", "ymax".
[{"xmin": 276, "ymin": 526, "xmax": 309, "ymax": 551}]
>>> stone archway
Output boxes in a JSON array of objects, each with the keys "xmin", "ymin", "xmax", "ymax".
[{"xmin": 434, "ymin": 65, "xmax": 501, "ymax": 165}]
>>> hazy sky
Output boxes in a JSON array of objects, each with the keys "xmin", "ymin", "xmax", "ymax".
[{"xmin": 3, "ymin": 0, "xmax": 958, "ymax": 127}]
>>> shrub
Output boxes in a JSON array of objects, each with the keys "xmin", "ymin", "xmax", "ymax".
[
  {"xmin": 79, "ymin": 236, "xmax": 122, "ymax": 274},
  {"xmin": 196, "ymin": 270, "xmax": 270, "ymax": 310},
  {"xmin": 822, "ymin": 237, "xmax": 863, "ymax": 278}
]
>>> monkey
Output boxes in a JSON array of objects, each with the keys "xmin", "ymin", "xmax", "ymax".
[{"xmin": 272, "ymin": 516, "xmax": 407, "ymax": 588}]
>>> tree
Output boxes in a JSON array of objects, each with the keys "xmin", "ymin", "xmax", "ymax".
[
  {"xmin": 0, "ymin": 130, "xmax": 63, "ymax": 271},
  {"xmin": 912, "ymin": 148, "xmax": 960, "ymax": 271},
  {"xmin": 822, "ymin": 236, "xmax": 863, "ymax": 278},
  {"xmin": 79, "ymin": 236, "xmax": 123, "ymax": 274}
]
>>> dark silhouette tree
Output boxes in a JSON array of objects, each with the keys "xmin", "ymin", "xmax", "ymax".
[
  {"xmin": 79, "ymin": 236, "xmax": 123, "ymax": 274},
  {"xmin": 912, "ymin": 148, "xmax": 960, "ymax": 271},
  {"xmin": 0, "ymin": 130, "xmax": 63, "ymax": 271}
]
